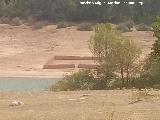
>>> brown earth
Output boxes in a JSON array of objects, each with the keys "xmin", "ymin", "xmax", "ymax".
[{"xmin": 0, "ymin": 24, "xmax": 156, "ymax": 78}]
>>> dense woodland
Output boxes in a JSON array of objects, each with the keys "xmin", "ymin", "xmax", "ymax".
[{"xmin": 0, "ymin": 0, "xmax": 159, "ymax": 24}]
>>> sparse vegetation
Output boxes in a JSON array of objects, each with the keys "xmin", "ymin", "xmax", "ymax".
[
  {"xmin": 32, "ymin": 21, "xmax": 46, "ymax": 30},
  {"xmin": 77, "ymin": 23, "xmax": 93, "ymax": 31},
  {"xmin": 117, "ymin": 20, "xmax": 134, "ymax": 32},
  {"xmin": 117, "ymin": 23, "xmax": 131, "ymax": 32},
  {"xmin": 135, "ymin": 24, "xmax": 152, "ymax": 31},
  {"xmin": 56, "ymin": 22, "xmax": 68, "ymax": 29},
  {"xmin": 67, "ymin": 22, "xmax": 76, "ymax": 27},
  {"xmin": 11, "ymin": 17, "xmax": 23, "ymax": 26},
  {"xmin": 0, "ymin": 17, "xmax": 10, "ymax": 24},
  {"xmin": 130, "ymin": 90, "xmax": 154, "ymax": 104}
]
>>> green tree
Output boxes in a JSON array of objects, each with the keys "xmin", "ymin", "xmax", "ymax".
[
  {"xmin": 89, "ymin": 23, "xmax": 141, "ymax": 88},
  {"xmin": 140, "ymin": 17, "xmax": 160, "ymax": 88},
  {"xmin": 151, "ymin": 17, "xmax": 160, "ymax": 60}
]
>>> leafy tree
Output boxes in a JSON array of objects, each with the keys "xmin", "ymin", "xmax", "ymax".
[
  {"xmin": 89, "ymin": 23, "xmax": 141, "ymax": 88},
  {"xmin": 151, "ymin": 17, "xmax": 160, "ymax": 60},
  {"xmin": 140, "ymin": 17, "xmax": 160, "ymax": 88}
]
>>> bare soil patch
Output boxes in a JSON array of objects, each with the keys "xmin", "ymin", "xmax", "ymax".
[{"xmin": 0, "ymin": 24, "xmax": 155, "ymax": 77}]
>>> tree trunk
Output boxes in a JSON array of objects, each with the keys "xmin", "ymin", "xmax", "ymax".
[
  {"xmin": 126, "ymin": 64, "xmax": 129, "ymax": 88},
  {"xmin": 121, "ymin": 68, "xmax": 124, "ymax": 89}
]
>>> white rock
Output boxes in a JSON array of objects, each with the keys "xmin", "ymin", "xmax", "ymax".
[{"xmin": 9, "ymin": 101, "xmax": 24, "ymax": 107}]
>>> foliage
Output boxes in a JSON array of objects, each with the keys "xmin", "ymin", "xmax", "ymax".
[
  {"xmin": 89, "ymin": 23, "xmax": 141, "ymax": 88},
  {"xmin": 138, "ymin": 17, "xmax": 160, "ymax": 89},
  {"xmin": 49, "ymin": 70, "xmax": 95, "ymax": 91},
  {"xmin": 11, "ymin": 17, "xmax": 23, "ymax": 26},
  {"xmin": 0, "ymin": 17, "xmax": 10, "ymax": 24},
  {"xmin": 117, "ymin": 20, "xmax": 134, "ymax": 32},
  {"xmin": 77, "ymin": 23, "xmax": 93, "ymax": 31},
  {"xmin": 32, "ymin": 21, "xmax": 46, "ymax": 30},
  {"xmin": 56, "ymin": 22, "xmax": 68, "ymax": 29},
  {"xmin": 0, "ymin": 0, "xmax": 159, "ymax": 24},
  {"xmin": 126, "ymin": 20, "xmax": 134, "ymax": 31},
  {"xmin": 67, "ymin": 22, "xmax": 76, "ymax": 27},
  {"xmin": 117, "ymin": 23, "xmax": 131, "ymax": 32},
  {"xmin": 135, "ymin": 24, "xmax": 152, "ymax": 31},
  {"xmin": 151, "ymin": 17, "xmax": 160, "ymax": 60}
]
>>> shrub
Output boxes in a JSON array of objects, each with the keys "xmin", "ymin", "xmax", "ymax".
[
  {"xmin": 77, "ymin": 23, "xmax": 93, "ymax": 31},
  {"xmin": 67, "ymin": 22, "xmax": 76, "ymax": 27},
  {"xmin": 117, "ymin": 24, "xmax": 129, "ymax": 32},
  {"xmin": 0, "ymin": 17, "xmax": 10, "ymax": 24},
  {"xmin": 108, "ymin": 79, "xmax": 123, "ymax": 89},
  {"xmin": 25, "ymin": 17, "xmax": 36, "ymax": 25},
  {"xmin": 56, "ymin": 22, "xmax": 68, "ymax": 29},
  {"xmin": 117, "ymin": 23, "xmax": 131, "ymax": 32},
  {"xmin": 11, "ymin": 17, "xmax": 23, "ymax": 26},
  {"xmin": 135, "ymin": 24, "xmax": 152, "ymax": 31},
  {"xmin": 32, "ymin": 21, "xmax": 45, "ymax": 30},
  {"xmin": 49, "ymin": 70, "xmax": 96, "ymax": 91},
  {"xmin": 126, "ymin": 20, "xmax": 134, "ymax": 30}
]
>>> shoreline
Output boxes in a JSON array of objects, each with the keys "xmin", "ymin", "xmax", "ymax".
[
  {"xmin": 0, "ymin": 75, "xmax": 63, "ymax": 79},
  {"xmin": 0, "ymin": 72, "xmax": 65, "ymax": 79},
  {"xmin": 0, "ymin": 71, "xmax": 69, "ymax": 79}
]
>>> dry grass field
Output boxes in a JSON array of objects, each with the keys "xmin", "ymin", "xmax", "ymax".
[{"xmin": 0, "ymin": 90, "xmax": 160, "ymax": 120}]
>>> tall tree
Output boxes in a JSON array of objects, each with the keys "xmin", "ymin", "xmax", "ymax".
[{"xmin": 89, "ymin": 23, "xmax": 141, "ymax": 88}]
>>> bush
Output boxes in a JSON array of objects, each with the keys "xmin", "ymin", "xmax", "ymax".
[
  {"xmin": 135, "ymin": 24, "xmax": 152, "ymax": 31},
  {"xmin": 56, "ymin": 22, "xmax": 68, "ymax": 29},
  {"xmin": 32, "ymin": 21, "xmax": 46, "ymax": 30},
  {"xmin": 49, "ymin": 70, "xmax": 95, "ymax": 91},
  {"xmin": 25, "ymin": 17, "xmax": 36, "ymax": 25},
  {"xmin": 77, "ymin": 23, "xmax": 93, "ymax": 31},
  {"xmin": 117, "ymin": 23, "xmax": 131, "ymax": 32},
  {"xmin": 126, "ymin": 20, "xmax": 134, "ymax": 30},
  {"xmin": 11, "ymin": 17, "xmax": 23, "ymax": 26},
  {"xmin": 0, "ymin": 17, "xmax": 10, "ymax": 24},
  {"xmin": 49, "ymin": 69, "xmax": 111, "ymax": 91},
  {"xmin": 67, "ymin": 22, "xmax": 76, "ymax": 27}
]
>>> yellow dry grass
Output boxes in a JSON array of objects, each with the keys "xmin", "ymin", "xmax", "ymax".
[{"xmin": 0, "ymin": 90, "xmax": 160, "ymax": 120}]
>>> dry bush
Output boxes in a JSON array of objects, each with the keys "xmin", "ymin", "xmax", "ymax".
[
  {"xmin": 56, "ymin": 22, "xmax": 68, "ymax": 29},
  {"xmin": 117, "ymin": 23, "xmax": 131, "ymax": 32},
  {"xmin": 11, "ymin": 17, "xmax": 23, "ymax": 26},
  {"xmin": 0, "ymin": 17, "xmax": 10, "ymax": 24},
  {"xmin": 130, "ymin": 90, "xmax": 155, "ymax": 104},
  {"xmin": 135, "ymin": 24, "xmax": 152, "ymax": 31},
  {"xmin": 67, "ymin": 22, "xmax": 76, "ymax": 27},
  {"xmin": 77, "ymin": 23, "xmax": 93, "ymax": 31},
  {"xmin": 32, "ymin": 21, "xmax": 47, "ymax": 30}
]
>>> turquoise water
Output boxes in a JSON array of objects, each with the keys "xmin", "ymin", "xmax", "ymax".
[{"xmin": 0, "ymin": 77, "xmax": 60, "ymax": 92}]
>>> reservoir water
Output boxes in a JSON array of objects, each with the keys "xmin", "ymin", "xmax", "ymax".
[{"xmin": 0, "ymin": 77, "xmax": 60, "ymax": 92}]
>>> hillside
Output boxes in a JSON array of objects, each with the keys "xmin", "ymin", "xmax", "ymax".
[{"xmin": 0, "ymin": 24, "xmax": 155, "ymax": 78}]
